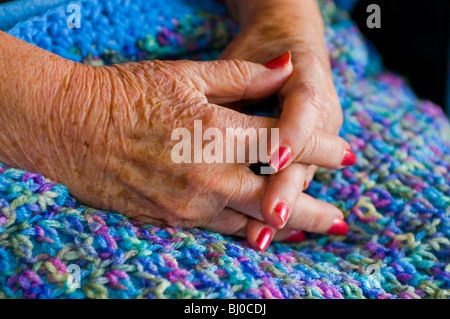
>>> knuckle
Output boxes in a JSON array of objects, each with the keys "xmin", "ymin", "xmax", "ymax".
[
  {"xmin": 229, "ymin": 59, "xmax": 252, "ymax": 95},
  {"xmin": 301, "ymin": 51, "xmax": 322, "ymax": 69},
  {"xmin": 198, "ymin": 104, "xmax": 227, "ymax": 130},
  {"xmin": 275, "ymin": 165, "xmax": 305, "ymax": 196},
  {"xmin": 289, "ymin": 118, "xmax": 316, "ymax": 155},
  {"xmin": 202, "ymin": 170, "xmax": 226, "ymax": 195},
  {"xmin": 299, "ymin": 81, "xmax": 325, "ymax": 112},
  {"xmin": 309, "ymin": 133, "xmax": 321, "ymax": 153},
  {"xmin": 297, "ymin": 131, "xmax": 320, "ymax": 160},
  {"xmin": 226, "ymin": 170, "xmax": 245, "ymax": 204},
  {"xmin": 226, "ymin": 168, "xmax": 262, "ymax": 207},
  {"xmin": 231, "ymin": 59, "xmax": 252, "ymax": 81}
]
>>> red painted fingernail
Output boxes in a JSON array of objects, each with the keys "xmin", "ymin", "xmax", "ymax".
[
  {"xmin": 285, "ymin": 231, "xmax": 307, "ymax": 243},
  {"xmin": 256, "ymin": 227, "xmax": 273, "ymax": 251},
  {"xmin": 326, "ymin": 218, "xmax": 349, "ymax": 236},
  {"xmin": 341, "ymin": 149, "xmax": 357, "ymax": 166},
  {"xmin": 264, "ymin": 51, "xmax": 291, "ymax": 69},
  {"xmin": 269, "ymin": 146, "xmax": 291, "ymax": 172},
  {"xmin": 274, "ymin": 202, "xmax": 289, "ymax": 227}
]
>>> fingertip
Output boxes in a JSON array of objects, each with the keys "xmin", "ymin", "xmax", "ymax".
[
  {"xmin": 341, "ymin": 148, "xmax": 357, "ymax": 166},
  {"xmin": 262, "ymin": 51, "xmax": 293, "ymax": 86},
  {"xmin": 255, "ymin": 227, "xmax": 273, "ymax": 252},
  {"xmin": 260, "ymin": 179, "xmax": 291, "ymax": 230},
  {"xmin": 246, "ymin": 220, "xmax": 275, "ymax": 252},
  {"xmin": 284, "ymin": 231, "xmax": 307, "ymax": 243},
  {"xmin": 264, "ymin": 51, "xmax": 292, "ymax": 69},
  {"xmin": 268, "ymin": 146, "xmax": 292, "ymax": 173},
  {"xmin": 326, "ymin": 218, "xmax": 349, "ymax": 236},
  {"xmin": 272, "ymin": 201, "xmax": 290, "ymax": 229},
  {"xmin": 328, "ymin": 203, "xmax": 345, "ymax": 221},
  {"xmin": 261, "ymin": 165, "xmax": 305, "ymax": 231},
  {"xmin": 322, "ymin": 207, "xmax": 347, "ymax": 236}
]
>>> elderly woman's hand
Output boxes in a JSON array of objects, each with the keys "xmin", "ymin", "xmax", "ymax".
[
  {"xmin": 221, "ymin": 0, "xmax": 354, "ymax": 238},
  {"xmin": 0, "ymin": 31, "xmax": 351, "ymax": 251}
]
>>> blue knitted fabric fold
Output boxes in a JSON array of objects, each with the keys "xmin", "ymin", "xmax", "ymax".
[{"xmin": 0, "ymin": 0, "xmax": 449, "ymax": 299}]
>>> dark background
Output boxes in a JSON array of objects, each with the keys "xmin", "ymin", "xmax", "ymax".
[{"xmin": 350, "ymin": 0, "xmax": 449, "ymax": 113}]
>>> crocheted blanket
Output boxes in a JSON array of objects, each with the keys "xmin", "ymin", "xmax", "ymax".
[{"xmin": 1, "ymin": 0, "xmax": 449, "ymax": 299}]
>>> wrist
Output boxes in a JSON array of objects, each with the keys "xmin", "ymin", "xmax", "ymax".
[
  {"xmin": 0, "ymin": 32, "xmax": 94, "ymax": 175},
  {"xmin": 0, "ymin": 56, "xmax": 74, "ymax": 172},
  {"xmin": 231, "ymin": 0, "xmax": 324, "ymax": 34},
  {"xmin": 229, "ymin": 0, "xmax": 328, "ymax": 64}
]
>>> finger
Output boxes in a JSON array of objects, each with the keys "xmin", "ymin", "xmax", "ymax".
[
  {"xmin": 245, "ymin": 219, "xmax": 309, "ymax": 251},
  {"xmin": 217, "ymin": 168, "xmax": 348, "ymax": 241},
  {"xmin": 267, "ymin": 128, "xmax": 356, "ymax": 171},
  {"xmin": 243, "ymin": 159, "xmax": 347, "ymax": 234},
  {"xmin": 290, "ymin": 129, "xmax": 356, "ymax": 169},
  {"xmin": 261, "ymin": 163, "xmax": 307, "ymax": 229},
  {"xmin": 266, "ymin": 79, "xmax": 353, "ymax": 172},
  {"xmin": 224, "ymin": 165, "xmax": 268, "ymax": 219},
  {"xmin": 275, "ymin": 229, "xmax": 308, "ymax": 243},
  {"xmin": 209, "ymin": 106, "xmax": 355, "ymax": 167},
  {"xmin": 287, "ymin": 192, "xmax": 348, "ymax": 235},
  {"xmin": 181, "ymin": 52, "xmax": 293, "ymax": 104},
  {"xmin": 245, "ymin": 218, "xmax": 276, "ymax": 252},
  {"xmin": 271, "ymin": 82, "xmax": 323, "ymax": 171},
  {"xmin": 223, "ymin": 164, "xmax": 348, "ymax": 238}
]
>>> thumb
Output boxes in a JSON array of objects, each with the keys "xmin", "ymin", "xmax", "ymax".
[{"xmin": 183, "ymin": 51, "xmax": 293, "ymax": 104}]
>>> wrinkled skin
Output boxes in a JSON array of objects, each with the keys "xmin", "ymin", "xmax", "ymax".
[
  {"xmin": 221, "ymin": 0, "xmax": 347, "ymax": 237},
  {"xmin": 2, "ymin": 57, "xmax": 290, "ymax": 231},
  {"xmin": 0, "ymin": 2, "xmax": 350, "ymax": 252}
]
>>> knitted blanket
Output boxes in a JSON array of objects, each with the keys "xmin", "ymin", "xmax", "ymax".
[{"xmin": 0, "ymin": 0, "xmax": 449, "ymax": 299}]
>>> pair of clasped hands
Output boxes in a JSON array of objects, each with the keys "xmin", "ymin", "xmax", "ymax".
[{"xmin": 0, "ymin": 1, "xmax": 356, "ymax": 252}]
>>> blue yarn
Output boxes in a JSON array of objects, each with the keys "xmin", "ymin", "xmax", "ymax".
[{"xmin": 0, "ymin": 0, "xmax": 449, "ymax": 299}]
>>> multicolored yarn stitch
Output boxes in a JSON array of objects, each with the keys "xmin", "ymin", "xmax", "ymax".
[{"xmin": 1, "ymin": 0, "xmax": 449, "ymax": 299}]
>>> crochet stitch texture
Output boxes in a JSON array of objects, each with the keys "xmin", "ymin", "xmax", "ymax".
[{"xmin": 0, "ymin": 0, "xmax": 449, "ymax": 299}]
